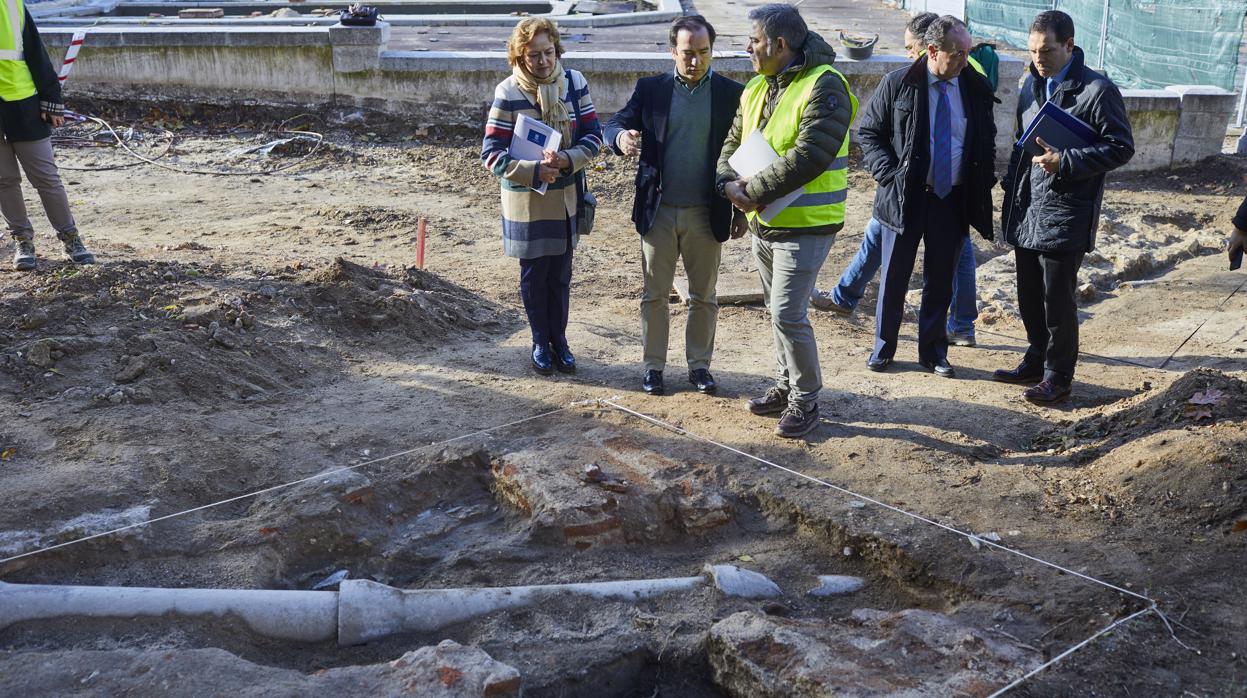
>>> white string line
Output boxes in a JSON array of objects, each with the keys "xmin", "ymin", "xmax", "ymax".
[
  {"xmin": 596, "ymin": 399, "xmax": 1186, "ymax": 693},
  {"xmin": 986, "ymin": 606, "xmax": 1156, "ymax": 698},
  {"xmin": 598, "ymin": 398, "xmax": 1154, "ymax": 605},
  {"xmin": 0, "ymin": 402, "xmax": 586, "ymax": 567}
]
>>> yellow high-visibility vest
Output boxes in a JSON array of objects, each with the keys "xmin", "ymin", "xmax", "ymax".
[
  {"xmin": 0, "ymin": 0, "xmax": 36, "ymax": 102},
  {"xmin": 739, "ymin": 63, "xmax": 858, "ymax": 229},
  {"xmin": 967, "ymin": 54, "xmax": 986, "ymax": 77}
]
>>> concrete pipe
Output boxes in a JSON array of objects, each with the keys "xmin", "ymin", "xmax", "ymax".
[{"xmin": 0, "ymin": 580, "xmax": 338, "ymax": 642}]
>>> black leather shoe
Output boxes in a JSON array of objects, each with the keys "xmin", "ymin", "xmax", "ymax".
[
  {"xmin": 531, "ymin": 344, "xmax": 554, "ymax": 376},
  {"xmin": 866, "ymin": 356, "xmax": 892, "ymax": 372},
  {"xmin": 1024, "ymin": 379, "xmax": 1071, "ymax": 404},
  {"xmin": 920, "ymin": 358, "xmax": 956, "ymax": 378},
  {"xmin": 688, "ymin": 369, "xmax": 717, "ymax": 394},
  {"xmin": 642, "ymin": 369, "xmax": 664, "ymax": 395},
  {"xmin": 993, "ymin": 361, "xmax": 1044, "ymax": 384},
  {"xmin": 552, "ymin": 343, "xmax": 576, "ymax": 374}
]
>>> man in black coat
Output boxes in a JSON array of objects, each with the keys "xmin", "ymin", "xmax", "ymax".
[
  {"xmin": 858, "ymin": 15, "xmax": 997, "ymax": 378},
  {"xmin": 1231, "ymin": 196, "xmax": 1247, "ymax": 267},
  {"xmin": 605, "ymin": 15, "xmax": 744, "ymax": 396},
  {"xmin": 995, "ymin": 10, "xmax": 1134, "ymax": 403}
]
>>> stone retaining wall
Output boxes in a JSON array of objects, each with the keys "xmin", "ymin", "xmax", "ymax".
[{"xmin": 41, "ymin": 23, "xmax": 1234, "ymax": 171}]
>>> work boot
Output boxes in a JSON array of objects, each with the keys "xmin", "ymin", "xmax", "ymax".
[
  {"xmin": 775, "ymin": 403, "xmax": 820, "ymax": 439},
  {"xmin": 747, "ymin": 386, "xmax": 789, "ymax": 415},
  {"xmin": 12, "ymin": 237, "xmax": 35, "ymax": 271},
  {"xmin": 58, "ymin": 231, "xmax": 95, "ymax": 264}
]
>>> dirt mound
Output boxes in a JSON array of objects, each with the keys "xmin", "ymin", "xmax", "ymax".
[
  {"xmin": 317, "ymin": 205, "xmax": 426, "ymax": 233},
  {"xmin": 1035, "ymin": 369, "xmax": 1247, "ymax": 452},
  {"xmin": 1029, "ymin": 370, "xmax": 1247, "ymax": 527},
  {"xmin": 0, "ymin": 260, "xmax": 319, "ymax": 404},
  {"xmin": 0, "ymin": 258, "xmax": 512, "ymax": 404},
  {"xmin": 292, "ymin": 257, "xmax": 510, "ymax": 337}
]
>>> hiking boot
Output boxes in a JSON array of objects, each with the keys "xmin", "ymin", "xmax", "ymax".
[
  {"xmin": 775, "ymin": 403, "xmax": 820, "ymax": 439},
  {"xmin": 58, "ymin": 231, "xmax": 95, "ymax": 264},
  {"xmin": 12, "ymin": 237, "xmax": 35, "ymax": 271},
  {"xmin": 747, "ymin": 386, "xmax": 789, "ymax": 416}
]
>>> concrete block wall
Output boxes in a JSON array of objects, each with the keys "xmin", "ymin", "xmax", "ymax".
[
  {"xmin": 1119, "ymin": 90, "xmax": 1180, "ymax": 172},
  {"xmin": 41, "ymin": 25, "xmax": 1234, "ymax": 171},
  {"xmin": 1165, "ymin": 85, "xmax": 1237, "ymax": 166}
]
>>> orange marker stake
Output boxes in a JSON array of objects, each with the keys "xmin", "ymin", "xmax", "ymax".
[{"xmin": 416, "ymin": 217, "xmax": 427, "ymax": 269}]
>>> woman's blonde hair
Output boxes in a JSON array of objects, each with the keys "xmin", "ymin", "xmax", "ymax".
[{"xmin": 507, "ymin": 18, "xmax": 565, "ymax": 67}]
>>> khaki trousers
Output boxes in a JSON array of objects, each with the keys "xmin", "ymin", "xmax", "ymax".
[
  {"xmin": 640, "ymin": 204, "xmax": 721, "ymax": 373},
  {"xmin": 753, "ymin": 232, "xmax": 835, "ymax": 409},
  {"xmin": 0, "ymin": 137, "xmax": 77, "ymax": 241}
]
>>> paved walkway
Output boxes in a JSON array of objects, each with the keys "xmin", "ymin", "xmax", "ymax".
[
  {"xmin": 692, "ymin": 0, "xmax": 912, "ymax": 57},
  {"xmin": 385, "ymin": 0, "xmax": 915, "ymax": 57}
]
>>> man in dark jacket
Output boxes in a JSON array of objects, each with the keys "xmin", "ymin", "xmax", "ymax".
[
  {"xmin": 995, "ymin": 10, "xmax": 1134, "ymax": 403},
  {"xmin": 1231, "ymin": 196, "xmax": 1247, "ymax": 267},
  {"xmin": 716, "ymin": 3, "xmax": 854, "ymax": 439},
  {"xmin": 3, "ymin": 7, "xmax": 94, "ymax": 271},
  {"xmin": 604, "ymin": 15, "xmax": 744, "ymax": 397},
  {"xmin": 858, "ymin": 16, "xmax": 997, "ymax": 378}
]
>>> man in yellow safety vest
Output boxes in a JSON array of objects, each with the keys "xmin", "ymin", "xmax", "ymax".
[
  {"xmin": 716, "ymin": 3, "xmax": 856, "ymax": 439},
  {"xmin": 2, "ymin": 0, "xmax": 93, "ymax": 271}
]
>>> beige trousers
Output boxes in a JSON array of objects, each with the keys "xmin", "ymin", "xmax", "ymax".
[
  {"xmin": 640, "ymin": 204, "xmax": 721, "ymax": 373},
  {"xmin": 0, "ymin": 137, "xmax": 77, "ymax": 241}
]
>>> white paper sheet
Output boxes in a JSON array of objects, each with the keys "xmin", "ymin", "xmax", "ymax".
[
  {"xmin": 727, "ymin": 129, "xmax": 803, "ymax": 224},
  {"xmin": 509, "ymin": 113, "xmax": 562, "ymax": 195}
]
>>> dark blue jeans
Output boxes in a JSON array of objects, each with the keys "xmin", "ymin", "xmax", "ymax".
[
  {"xmin": 519, "ymin": 247, "xmax": 573, "ymax": 348},
  {"xmin": 835, "ymin": 216, "xmax": 977, "ymax": 336},
  {"xmin": 947, "ymin": 236, "xmax": 978, "ymax": 336}
]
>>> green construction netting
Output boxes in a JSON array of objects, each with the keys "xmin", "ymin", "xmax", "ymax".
[{"xmin": 966, "ymin": 0, "xmax": 1247, "ymax": 91}]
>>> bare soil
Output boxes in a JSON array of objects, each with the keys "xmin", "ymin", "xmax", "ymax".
[{"xmin": 0, "ymin": 112, "xmax": 1244, "ymax": 696}]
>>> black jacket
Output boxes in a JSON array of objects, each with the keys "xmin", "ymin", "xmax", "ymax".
[
  {"xmin": 0, "ymin": 10, "xmax": 64, "ymax": 143},
  {"xmin": 857, "ymin": 56, "xmax": 998, "ymax": 240},
  {"xmin": 1234, "ymin": 195, "xmax": 1247, "ymax": 231},
  {"xmin": 714, "ymin": 31, "xmax": 854, "ymax": 240},
  {"xmin": 604, "ymin": 71, "xmax": 743, "ymax": 242},
  {"xmin": 1002, "ymin": 47, "xmax": 1134, "ymax": 252}
]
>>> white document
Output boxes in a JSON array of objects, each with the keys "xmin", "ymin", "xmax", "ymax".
[
  {"xmin": 727, "ymin": 129, "xmax": 803, "ymax": 224},
  {"xmin": 509, "ymin": 113, "xmax": 563, "ymax": 195}
]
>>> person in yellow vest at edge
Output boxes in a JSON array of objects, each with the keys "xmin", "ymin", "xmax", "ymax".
[
  {"xmin": 2, "ymin": 1, "xmax": 93, "ymax": 271},
  {"xmin": 717, "ymin": 3, "xmax": 857, "ymax": 439}
]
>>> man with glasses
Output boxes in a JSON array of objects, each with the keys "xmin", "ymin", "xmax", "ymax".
[{"xmin": 858, "ymin": 16, "xmax": 997, "ymax": 378}]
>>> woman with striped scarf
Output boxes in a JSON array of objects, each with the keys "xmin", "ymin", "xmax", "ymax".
[{"xmin": 481, "ymin": 18, "xmax": 603, "ymax": 376}]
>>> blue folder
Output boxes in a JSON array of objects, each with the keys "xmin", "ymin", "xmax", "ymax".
[{"xmin": 1016, "ymin": 101, "xmax": 1099, "ymax": 156}]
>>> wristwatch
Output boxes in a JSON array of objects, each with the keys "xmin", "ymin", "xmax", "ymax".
[{"xmin": 716, "ymin": 180, "xmax": 729, "ymax": 199}]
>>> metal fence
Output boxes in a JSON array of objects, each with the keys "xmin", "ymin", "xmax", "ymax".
[{"xmin": 965, "ymin": 0, "xmax": 1246, "ymax": 93}]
